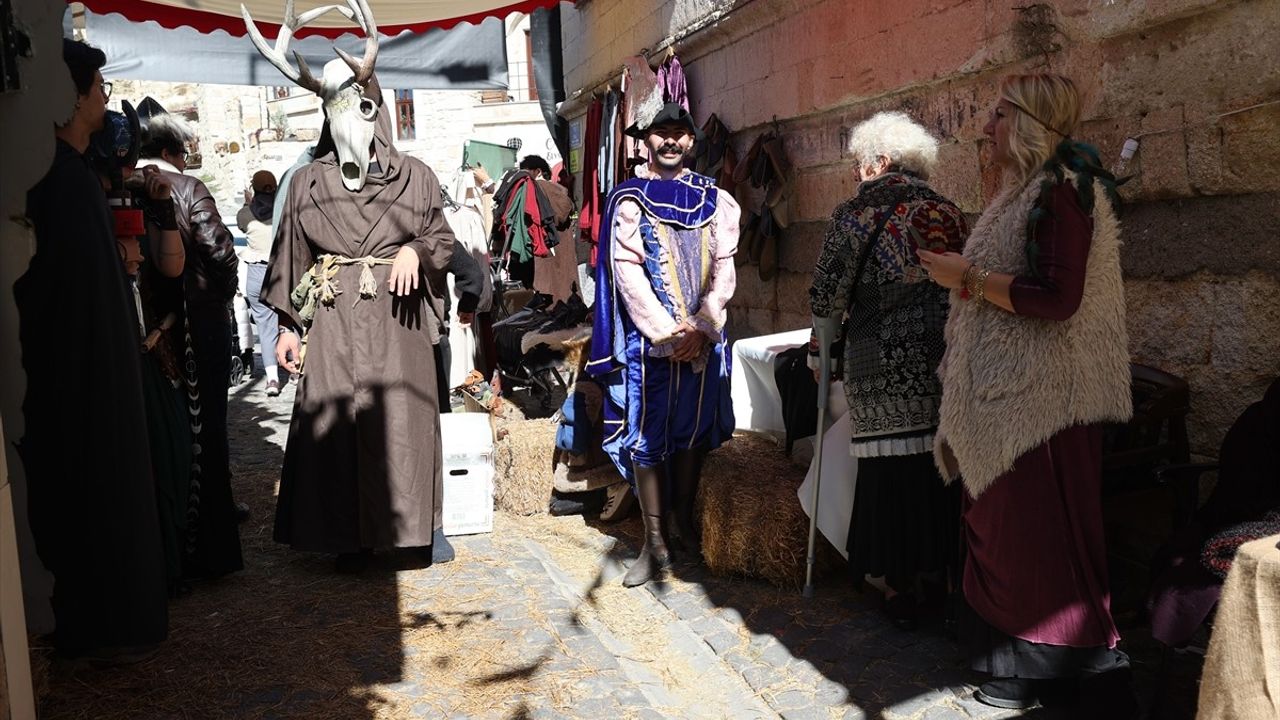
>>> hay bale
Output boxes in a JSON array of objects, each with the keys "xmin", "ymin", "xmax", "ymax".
[
  {"xmin": 699, "ymin": 433, "xmax": 841, "ymax": 589},
  {"xmin": 492, "ymin": 409, "xmax": 556, "ymax": 515}
]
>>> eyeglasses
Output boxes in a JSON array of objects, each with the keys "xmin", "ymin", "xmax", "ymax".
[{"xmin": 101, "ymin": 81, "xmax": 113, "ymax": 100}]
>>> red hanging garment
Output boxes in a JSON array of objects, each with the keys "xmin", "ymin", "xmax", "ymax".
[{"xmin": 579, "ymin": 98, "xmax": 603, "ymax": 265}]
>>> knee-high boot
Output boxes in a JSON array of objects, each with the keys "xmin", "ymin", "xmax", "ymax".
[
  {"xmin": 671, "ymin": 448, "xmax": 704, "ymax": 558},
  {"xmin": 622, "ymin": 464, "xmax": 672, "ymax": 587}
]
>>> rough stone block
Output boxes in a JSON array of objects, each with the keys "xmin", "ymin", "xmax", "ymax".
[
  {"xmin": 1220, "ymin": 102, "xmax": 1280, "ymax": 194},
  {"xmin": 1096, "ymin": 2, "xmax": 1279, "ymax": 121},
  {"xmin": 930, "ymin": 141, "xmax": 983, "ymax": 214},
  {"xmin": 777, "ymin": 221, "xmax": 828, "ymax": 280},
  {"xmin": 793, "ymin": 166, "xmax": 855, "ymax": 224},
  {"xmin": 1124, "ymin": 277, "xmax": 1213, "ymax": 367},
  {"xmin": 1130, "ymin": 106, "xmax": 1192, "ymax": 199},
  {"xmin": 732, "ymin": 263, "xmax": 779, "ymax": 312},
  {"xmin": 1119, "ymin": 193, "xmax": 1280, "ymax": 279},
  {"xmin": 776, "ymin": 270, "xmax": 815, "ymax": 315},
  {"xmin": 1208, "ymin": 274, "xmax": 1280, "ymax": 374}
]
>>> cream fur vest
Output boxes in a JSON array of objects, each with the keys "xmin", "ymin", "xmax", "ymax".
[{"xmin": 934, "ymin": 171, "xmax": 1132, "ymax": 497}]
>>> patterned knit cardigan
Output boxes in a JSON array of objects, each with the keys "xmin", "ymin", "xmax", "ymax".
[
  {"xmin": 810, "ymin": 174, "xmax": 969, "ymax": 456},
  {"xmin": 934, "ymin": 170, "xmax": 1133, "ymax": 497}
]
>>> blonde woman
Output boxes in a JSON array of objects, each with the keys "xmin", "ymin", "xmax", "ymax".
[{"xmin": 918, "ymin": 75, "xmax": 1135, "ymax": 712}]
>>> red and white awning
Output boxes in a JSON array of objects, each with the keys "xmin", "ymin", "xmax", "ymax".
[{"xmin": 75, "ymin": 0, "xmax": 569, "ymax": 38}]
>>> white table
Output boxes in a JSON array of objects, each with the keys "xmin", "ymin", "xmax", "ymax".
[{"xmin": 730, "ymin": 328, "xmax": 812, "ymax": 437}]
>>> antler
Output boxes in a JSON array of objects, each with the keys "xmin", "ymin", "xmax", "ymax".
[
  {"xmin": 332, "ymin": 0, "xmax": 378, "ymax": 87},
  {"xmin": 241, "ymin": 0, "xmax": 355, "ymax": 94}
]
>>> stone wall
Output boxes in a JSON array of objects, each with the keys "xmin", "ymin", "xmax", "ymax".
[{"xmin": 560, "ymin": 0, "xmax": 1280, "ymax": 455}]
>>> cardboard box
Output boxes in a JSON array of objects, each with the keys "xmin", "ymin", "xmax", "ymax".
[{"xmin": 440, "ymin": 413, "xmax": 495, "ymax": 536}]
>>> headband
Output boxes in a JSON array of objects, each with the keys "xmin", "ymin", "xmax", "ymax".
[{"xmin": 1006, "ymin": 98, "xmax": 1070, "ymax": 139}]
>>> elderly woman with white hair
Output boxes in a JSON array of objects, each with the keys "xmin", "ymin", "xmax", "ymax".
[{"xmin": 808, "ymin": 111, "xmax": 969, "ymax": 629}]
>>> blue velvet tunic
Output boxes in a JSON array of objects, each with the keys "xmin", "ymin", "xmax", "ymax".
[{"xmin": 587, "ymin": 173, "xmax": 735, "ymax": 480}]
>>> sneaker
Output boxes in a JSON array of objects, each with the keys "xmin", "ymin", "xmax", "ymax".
[
  {"xmin": 266, "ymin": 380, "xmax": 281, "ymax": 397},
  {"xmin": 598, "ymin": 481, "xmax": 635, "ymax": 523}
]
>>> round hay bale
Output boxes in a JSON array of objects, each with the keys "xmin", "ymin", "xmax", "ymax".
[
  {"xmin": 492, "ymin": 411, "xmax": 556, "ymax": 515},
  {"xmin": 698, "ymin": 433, "xmax": 842, "ymax": 589}
]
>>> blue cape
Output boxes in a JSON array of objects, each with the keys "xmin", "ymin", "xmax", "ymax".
[{"xmin": 586, "ymin": 172, "xmax": 719, "ymax": 377}]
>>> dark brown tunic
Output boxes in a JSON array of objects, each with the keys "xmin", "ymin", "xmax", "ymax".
[{"xmin": 262, "ymin": 118, "xmax": 455, "ymax": 553}]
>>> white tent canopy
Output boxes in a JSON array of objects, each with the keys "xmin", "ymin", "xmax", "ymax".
[
  {"xmin": 77, "ymin": 7, "xmax": 509, "ymax": 89},
  {"xmin": 76, "ymin": 0, "xmax": 565, "ymax": 37}
]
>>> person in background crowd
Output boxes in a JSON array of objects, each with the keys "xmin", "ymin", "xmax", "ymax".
[
  {"xmin": 919, "ymin": 73, "xmax": 1135, "ymax": 713},
  {"xmin": 520, "ymin": 154, "xmax": 580, "ymax": 307},
  {"xmin": 238, "ymin": 169, "xmax": 283, "ymax": 396},
  {"xmin": 139, "ymin": 110, "xmax": 245, "ymax": 580},
  {"xmin": 86, "ymin": 97, "xmax": 195, "ymax": 598},
  {"xmin": 15, "ymin": 39, "xmax": 168, "ymax": 660},
  {"xmin": 587, "ymin": 103, "xmax": 739, "ymax": 588},
  {"xmin": 808, "ymin": 111, "xmax": 969, "ymax": 631}
]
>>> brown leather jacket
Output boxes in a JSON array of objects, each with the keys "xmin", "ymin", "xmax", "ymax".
[{"xmin": 142, "ymin": 161, "xmax": 239, "ymax": 313}]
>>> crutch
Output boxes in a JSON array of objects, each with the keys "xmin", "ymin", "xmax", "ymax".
[{"xmin": 803, "ymin": 315, "xmax": 842, "ymax": 598}]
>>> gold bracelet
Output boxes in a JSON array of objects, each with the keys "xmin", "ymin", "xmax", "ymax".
[
  {"xmin": 960, "ymin": 264, "xmax": 976, "ymax": 298},
  {"xmin": 973, "ymin": 267, "xmax": 993, "ymax": 303}
]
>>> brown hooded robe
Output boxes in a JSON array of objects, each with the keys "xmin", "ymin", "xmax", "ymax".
[{"xmin": 263, "ymin": 81, "xmax": 455, "ymax": 553}]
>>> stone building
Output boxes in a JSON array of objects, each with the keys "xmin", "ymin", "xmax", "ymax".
[{"xmin": 558, "ymin": 0, "xmax": 1280, "ymax": 455}]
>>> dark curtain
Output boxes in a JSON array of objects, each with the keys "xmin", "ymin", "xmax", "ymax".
[{"xmin": 530, "ymin": 6, "xmax": 568, "ymax": 161}]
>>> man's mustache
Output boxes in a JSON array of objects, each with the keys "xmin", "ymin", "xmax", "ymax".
[{"xmin": 657, "ymin": 143, "xmax": 683, "ymax": 154}]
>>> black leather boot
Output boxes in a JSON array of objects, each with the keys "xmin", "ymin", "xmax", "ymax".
[
  {"xmin": 671, "ymin": 448, "xmax": 704, "ymax": 558},
  {"xmin": 622, "ymin": 464, "xmax": 672, "ymax": 587}
]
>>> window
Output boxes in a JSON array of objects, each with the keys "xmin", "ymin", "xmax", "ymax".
[
  {"xmin": 506, "ymin": 31, "xmax": 533, "ymax": 102},
  {"xmin": 525, "ymin": 30, "xmax": 538, "ymax": 102},
  {"xmin": 273, "ymin": 86, "xmax": 291, "ymax": 99},
  {"xmin": 394, "ymin": 89, "xmax": 415, "ymax": 141}
]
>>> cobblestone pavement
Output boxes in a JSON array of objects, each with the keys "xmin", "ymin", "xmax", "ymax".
[{"xmin": 39, "ymin": 371, "xmax": 1203, "ymax": 720}]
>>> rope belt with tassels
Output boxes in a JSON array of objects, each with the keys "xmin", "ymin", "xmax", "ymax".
[{"xmin": 288, "ymin": 253, "xmax": 396, "ymax": 373}]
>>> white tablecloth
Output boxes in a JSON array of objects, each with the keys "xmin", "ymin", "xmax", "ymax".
[
  {"xmin": 729, "ymin": 328, "xmax": 857, "ymax": 559},
  {"xmin": 730, "ymin": 328, "xmax": 812, "ymax": 436},
  {"xmin": 798, "ymin": 404, "xmax": 857, "ymax": 559}
]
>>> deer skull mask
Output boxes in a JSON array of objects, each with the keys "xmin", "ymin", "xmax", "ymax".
[{"xmin": 243, "ymin": 0, "xmax": 381, "ymax": 191}]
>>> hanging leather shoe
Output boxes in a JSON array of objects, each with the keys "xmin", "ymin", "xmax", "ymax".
[
  {"xmin": 737, "ymin": 211, "xmax": 759, "ymax": 267},
  {"xmin": 762, "ymin": 135, "xmax": 792, "ymax": 182},
  {"xmin": 623, "ymin": 464, "xmax": 672, "ymax": 587},
  {"xmin": 717, "ymin": 145, "xmax": 739, "ymax": 195},
  {"xmin": 758, "ymin": 206, "xmax": 779, "ymax": 281},
  {"xmin": 734, "ymin": 134, "xmax": 765, "ymax": 185}
]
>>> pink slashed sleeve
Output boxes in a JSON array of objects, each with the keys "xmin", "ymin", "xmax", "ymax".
[
  {"xmin": 612, "ymin": 199, "xmax": 681, "ymax": 342},
  {"xmin": 691, "ymin": 192, "xmax": 740, "ymax": 341}
]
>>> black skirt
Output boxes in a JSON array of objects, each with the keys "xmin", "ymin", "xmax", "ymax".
[
  {"xmin": 846, "ymin": 452, "xmax": 959, "ymax": 592},
  {"xmin": 958, "ymin": 600, "xmax": 1130, "ymax": 679}
]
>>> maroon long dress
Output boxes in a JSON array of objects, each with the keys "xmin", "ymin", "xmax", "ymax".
[{"xmin": 960, "ymin": 183, "xmax": 1127, "ymax": 678}]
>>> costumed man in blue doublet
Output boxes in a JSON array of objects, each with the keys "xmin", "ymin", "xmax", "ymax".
[{"xmin": 587, "ymin": 103, "xmax": 740, "ymax": 587}]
